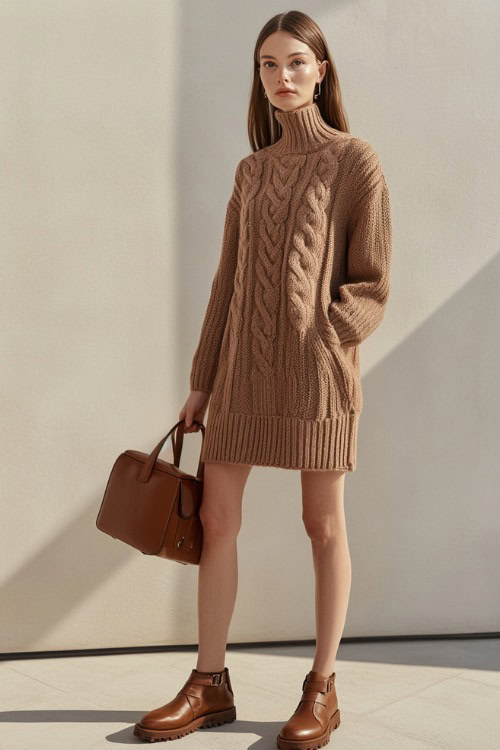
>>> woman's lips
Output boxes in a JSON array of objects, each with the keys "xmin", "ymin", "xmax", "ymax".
[{"xmin": 276, "ymin": 91, "xmax": 296, "ymax": 96}]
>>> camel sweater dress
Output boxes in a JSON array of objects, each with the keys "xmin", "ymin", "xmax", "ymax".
[{"xmin": 189, "ymin": 101, "xmax": 393, "ymax": 471}]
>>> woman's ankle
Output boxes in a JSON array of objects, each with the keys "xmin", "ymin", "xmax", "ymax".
[{"xmin": 195, "ymin": 666, "xmax": 225, "ymax": 673}]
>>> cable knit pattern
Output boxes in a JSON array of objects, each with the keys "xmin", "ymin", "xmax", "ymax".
[{"xmin": 189, "ymin": 102, "xmax": 393, "ymax": 471}]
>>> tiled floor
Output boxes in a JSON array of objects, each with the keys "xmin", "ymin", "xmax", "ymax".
[{"xmin": 1, "ymin": 638, "xmax": 498, "ymax": 749}]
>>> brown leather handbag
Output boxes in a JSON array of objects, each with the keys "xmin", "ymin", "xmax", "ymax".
[{"xmin": 95, "ymin": 419, "xmax": 205, "ymax": 565}]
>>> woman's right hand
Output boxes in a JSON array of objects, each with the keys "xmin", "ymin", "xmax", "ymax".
[{"xmin": 179, "ymin": 390, "xmax": 210, "ymax": 433}]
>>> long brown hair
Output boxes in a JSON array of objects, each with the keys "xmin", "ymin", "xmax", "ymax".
[{"xmin": 249, "ymin": 10, "xmax": 350, "ymax": 153}]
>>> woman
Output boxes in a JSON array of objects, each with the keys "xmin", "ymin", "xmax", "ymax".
[{"xmin": 135, "ymin": 9, "xmax": 392, "ymax": 748}]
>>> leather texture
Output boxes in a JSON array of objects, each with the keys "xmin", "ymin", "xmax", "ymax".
[
  {"xmin": 96, "ymin": 419, "xmax": 206, "ymax": 565},
  {"xmin": 134, "ymin": 667, "xmax": 236, "ymax": 742},
  {"xmin": 277, "ymin": 670, "xmax": 341, "ymax": 749}
]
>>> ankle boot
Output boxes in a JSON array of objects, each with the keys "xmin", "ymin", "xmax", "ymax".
[
  {"xmin": 134, "ymin": 667, "xmax": 236, "ymax": 742},
  {"xmin": 277, "ymin": 670, "xmax": 341, "ymax": 749}
]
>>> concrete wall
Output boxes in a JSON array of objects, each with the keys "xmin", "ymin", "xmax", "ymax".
[{"xmin": 1, "ymin": 0, "xmax": 499, "ymax": 653}]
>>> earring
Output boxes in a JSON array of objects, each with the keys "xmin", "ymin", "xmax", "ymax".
[
  {"xmin": 264, "ymin": 91, "xmax": 268, "ymax": 99},
  {"xmin": 314, "ymin": 80, "xmax": 321, "ymax": 99}
]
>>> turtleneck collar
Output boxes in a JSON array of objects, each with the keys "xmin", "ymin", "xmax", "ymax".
[{"xmin": 272, "ymin": 102, "xmax": 339, "ymax": 154}]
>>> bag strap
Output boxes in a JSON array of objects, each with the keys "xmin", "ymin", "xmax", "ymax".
[{"xmin": 137, "ymin": 419, "xmax": 206, "ymax": 484}]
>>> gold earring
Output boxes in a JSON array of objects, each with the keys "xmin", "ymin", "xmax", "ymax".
[{"xmin": 314, "ymin": 80, "xmax": 321, "ymax": 99}]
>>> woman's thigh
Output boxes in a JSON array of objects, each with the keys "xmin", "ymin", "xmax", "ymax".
[{"xmin": 199, "ymin": 461, "xmax": 253, "ymax": 533}]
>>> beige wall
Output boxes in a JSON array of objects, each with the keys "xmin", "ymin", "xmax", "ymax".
[{"xmin": 1, "ymin": 0, "xmax": 499, "ymax": 653}]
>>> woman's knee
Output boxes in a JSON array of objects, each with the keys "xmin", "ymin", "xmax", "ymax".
[
  {"xmin": 301, "ymin": 468, "xmax": 347, "ymax": 542},
  {"xmin": 199, "ymin": 506, "xmax": 241, "ymax": 539},
  {"xmin": 302, "ymin": 513, "xmax": 345, "ymax": 543},
  {"xmin": 198, "ymin": 461, "xmax": 252, "ymax": 538}
]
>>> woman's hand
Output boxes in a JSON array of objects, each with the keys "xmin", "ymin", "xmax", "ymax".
[{"xmin": 179, "ymin": 390, "xmax": 210, "ymax": 433}]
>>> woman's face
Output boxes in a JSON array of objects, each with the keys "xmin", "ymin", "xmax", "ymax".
[{"xmin": 258, "ymin": 31, "xmax": 327, "ymax": 112}]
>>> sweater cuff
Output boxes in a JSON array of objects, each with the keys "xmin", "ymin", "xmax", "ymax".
[
  {"xmin": 189, "ymin": 362, "xmax": 214, "ymax": 394},
  {"xmin": 328, "ymin": 300, "xmax": 359, "ymax": 345}
]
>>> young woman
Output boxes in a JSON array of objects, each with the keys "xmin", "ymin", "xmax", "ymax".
[{"xmin": 135, "ymin": 10, "xmax": 392, "ymax": 748}]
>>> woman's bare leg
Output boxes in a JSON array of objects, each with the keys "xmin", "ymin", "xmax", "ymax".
[
  {"xmin": 300, "ymin": 468, "xmax": 351, "ymax": 675},
  {"xmin": 196, "ymin": 460, "xmax": 253, "ymax": 672}
]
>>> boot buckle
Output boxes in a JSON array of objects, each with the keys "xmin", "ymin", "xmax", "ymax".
[{"xmin": 211, "ymin": 672, "xmax": 223, "ymax": 685}]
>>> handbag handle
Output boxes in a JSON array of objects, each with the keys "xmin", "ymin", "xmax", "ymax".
[
  {"xmin": 137, "ymin": 419, "xmax": 206, "ymax": 484},
  {"xmin": 171, "ymin": 417, "xmax": 207, "ymax": 468}
]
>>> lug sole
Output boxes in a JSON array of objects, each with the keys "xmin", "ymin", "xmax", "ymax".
[
  {"xmin": 276, "ymin": 708, "xmax": 341, "ymax": 750},
  {"xmin": 134, "ymin": 705, "xmax": 236, "ymax": 742},
  {"xmin": 134, "ymin": 706, "xmax": 236, "ymax": 742}
]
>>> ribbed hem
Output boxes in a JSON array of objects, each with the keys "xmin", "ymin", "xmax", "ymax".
[{"xmin": 200, "ymin": 411, "xmax": 359, "ymax": 471}]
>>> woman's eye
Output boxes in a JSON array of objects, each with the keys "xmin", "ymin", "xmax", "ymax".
[{"xmin": 263, "ymin": 59, "xmax": 304, "ymax": 69}]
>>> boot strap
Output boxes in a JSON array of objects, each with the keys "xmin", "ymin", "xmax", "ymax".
[
  {"xmin": 186, "ymin": 672, "xmax": 224, "ymax": 686},
  {"xmin": 300, "ymin": 692, "xmax": 329, "ymax": 707},
  {"xmin": 302, "ymin": 676, "xmax": 334, "ymax": 693}
]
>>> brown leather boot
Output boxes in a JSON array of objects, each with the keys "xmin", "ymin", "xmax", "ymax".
[
  {"xmin": 277, "ymin": 670, "xmax": 341, "ymax": 749},
  {"xmin": 133, "ymin": 667, "xmax": 236, "ymax": 742}
]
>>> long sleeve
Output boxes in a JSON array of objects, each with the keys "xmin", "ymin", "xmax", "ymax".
[
  {"xmin": 328, "ymin": 142, "xmax": 393, "ymax": 346},
  {"xmin": 189, "ymin": 160, "xmax": 243, "ymax": 393}
]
